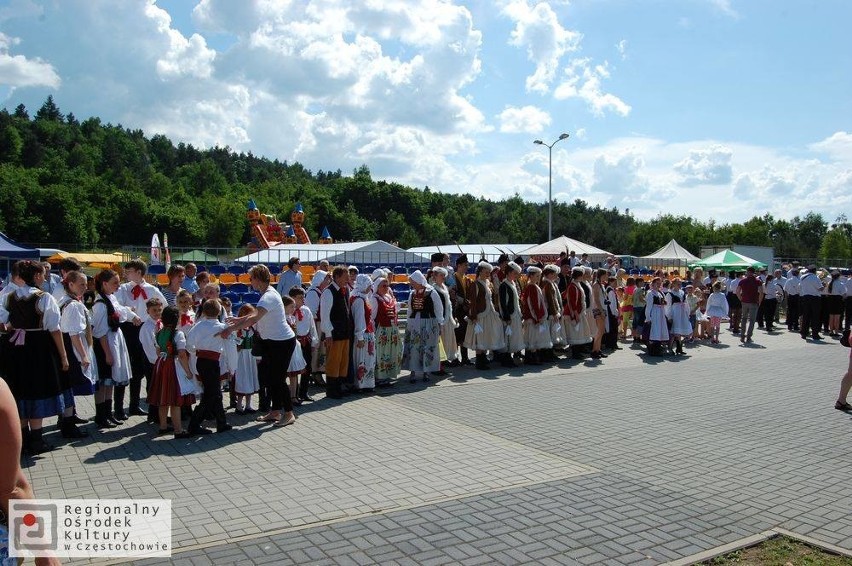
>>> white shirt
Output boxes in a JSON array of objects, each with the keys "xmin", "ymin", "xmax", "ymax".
[
  {"xmin": 319, "ymin": 283, "xmax": 348, "ymax": 337},
  {"xmin": 828, "ymin": 279, "xmax": 847, "ymax": 296},
  {"xmin": 0, "ymin": 285, "xmax": 61, "ymax": 331},
  {"xmin": 305, "ymin": 286, "xmax": 323, "ymax": 320},
  {"xmin": 116, "ymin": 281, "xmax": 167, "ymax": 324},
  {"xmin": 763, "ymin": 280, "xmax": 784, "ymax": 300},
  {"xmin": 140, "ymin": 318, "xmax": 159, "ymax": 364},
  {"xmin": 798, "ymin": 272, "xmax": 824, "ymax": 297},
  {"xmin": 294, "ymin": 305, "xmax": 319, "ymax": 346},
  {"xmin": 186, "ymin": 317, "xmax": 228, "ymax": 354},
  {"xmin": 255, "ymin": 287, "xmax": 295, "ymax": 341},
  {"xmin": 783, "ymin": 276, "xmax": 800, "ymax": 296},
  {"xmin": 91, "ymin": 294, "xmax": 135, "ymax": 338},
  {"xmin": 726, "ymin": 278, "xmax": 740, "ymax": 294}
]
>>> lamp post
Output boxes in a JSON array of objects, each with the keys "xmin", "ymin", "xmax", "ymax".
[{"xmin": 533, "ymin": 133, "xmax": 569, "ymax": 241}]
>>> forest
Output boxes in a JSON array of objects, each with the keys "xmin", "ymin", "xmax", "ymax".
[{"xmin": 0, "ymin": 97, "xmax": 850, "ymax": 261}]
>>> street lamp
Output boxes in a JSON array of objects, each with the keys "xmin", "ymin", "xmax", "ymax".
[{"xmin": 533, "ymin": 132, "xmax": 570, "ymax": 241}]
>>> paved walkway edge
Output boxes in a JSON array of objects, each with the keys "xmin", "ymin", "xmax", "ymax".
[{"xmin": 665, "ymin": 528, "xmax": 852, "ymax": 565}]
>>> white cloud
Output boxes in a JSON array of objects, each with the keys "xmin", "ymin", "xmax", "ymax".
[
  {"xmin": 0, "ymin": 32, "xmax": 60, "ymax": 89},
  {"xmin": 707, "ymin": 0, "xmax": 739, "ymax": 19},
  {"xmin": 497, "ymin": 105, "xmax": 551, "ymax": 133},
  {"xmin": 502, "ymin": 0, "xmax": 581, "ymax": 94},
  {"xmin": 809, "ymin": 131, "xmax": 852, "ymax": 164},
  {"xmin": 145, "ymin": 3, "xmax": 215, "ymax": 80},
  {"xmin": 673, "ymin": 144, "xmax": 733, "ymax": 185},
  {"xmin": 616, "ymin": 39, "xmax": 627, "ymax": 60},
  {"xmin": 553, "ymin": 58, "xmax": 631, "ymax": 117}
]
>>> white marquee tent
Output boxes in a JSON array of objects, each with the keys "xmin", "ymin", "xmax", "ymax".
[
  {"xmin": 407, "ymin": 244, "xmax": 535, "ymax": 264},
  {"xmin": 638, "ymin": 239, "xmax": 699, "ymax": 267},
  {"xmin": 520, "ymin": 236, "xmax": 613, "ymax": 263},
  {"xmin": 234, "ymin": 241, "xmax": 430, "ymax": 266}
]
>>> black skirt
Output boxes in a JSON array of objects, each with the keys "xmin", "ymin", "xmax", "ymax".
[{"xmin": 5, "ymin": 329, "xmax": 65, "ymax": 418}]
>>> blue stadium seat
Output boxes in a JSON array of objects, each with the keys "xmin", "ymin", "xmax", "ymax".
[
  {"xmin": 230, "ymin": 302, "xmax": 244, "ymax": 315},
  {"xmin": 196, "ymin": 265, "xmax": 207, "ymax": 273},
  {"xmin": 393, "ymin": 266, "xmax": 406, "ymax": 274},
  {"xmin": 267, "ymin": 264, "xmax": 282, "ymax": 275},
  {"xmin": 229, "ymin": 283, "xmax": 249, "ymax": 294},
  {"xmin": 147, "ymin": 265, "xmax": 166, "ymax": 275},
  {"xmin": 242, "ymin": 292, "xmax": 261, "ymax": 305},
  {"xmin": 227, "ymin": 265, "xmax": 246, "ymax": 275},
  {"xmin": 220, "ymin": 292, "xmax": 241, "ymax": 305},
  {"xmin": 208, "ymin": 265, "xmax": 227, "ymax": 275}
]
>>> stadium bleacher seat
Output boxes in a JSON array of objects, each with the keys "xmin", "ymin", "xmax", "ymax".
[
  {"xmin": 393, "ymin": 266, "xmax": 406, "ymax": 274},
  {"xmin": 267, "ymin": 264, "xmax": 282, "ymax": 275},
  {"xmin": 218, "ymin": 273, "xmax": 237, "ymax": 285},
  {"xmin": 208, "ymin": 265, "xmax": 227, "ymax": 276},
  {"xmin": 227, "ymin": 265, "xmax": 246, "ymax": 275},
  {"xmin": 196, "ymin": 265, "xmax": 207, "ymax": 273},
  {"xmin": 229, "ymin": 283, "xmax": 249, "ymax": 294},
  {"xmin": 156, "ymin": 274, "xmax": 169, "ymax": 286},
  {"xmin": 230, "ymin": 303, "xmax": 244, "ymax": 315},
  {"xmin": 148, "ymin": 265, "xmax": 166, "ymax": 275},
  {"xmin": 221, "ymin": 292, "xmax": 241, "ymax": 304},
  {"xmin": 242, "ymin": 292, "xmax": 261, "ymax": 305},
  {"xmin": 237, "ymin": 273, "xmax": 252, "ymax": 284}
]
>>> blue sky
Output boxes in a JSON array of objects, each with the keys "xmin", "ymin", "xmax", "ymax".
[{"xmin": 1, "ymin": 0, "xmax": 850, "ymax": 224}]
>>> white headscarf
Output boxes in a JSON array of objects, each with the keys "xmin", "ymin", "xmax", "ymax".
[
  {"xmin": 409, "ymin": 270, "xmax": 428, "ymax": 287},
  {"xmin": 310, "ymin": 270, "xmax": 328, "ymax": 289},
  {"xmin": 372, "ymin": 276, "xmax": 388, "ymax": 294},
  {"xmin": 354, "ymin": 273, "xmax": 373, "ymax": 297}
]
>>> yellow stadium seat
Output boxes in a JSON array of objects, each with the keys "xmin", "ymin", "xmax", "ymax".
[
  {"xmin": 393, "ymin": 273, "xmax": 409, "ymax": 283},
  {"xmin": 238, "ymin": 273, "xmax": 252, "ymax": 284},
  {"xmin": 156, "ymin": 274, "xmax": 169, "ymax": 286},
  {"xmin": 218, "ymin": 273, "xmax": 237, "ymax": 285}
]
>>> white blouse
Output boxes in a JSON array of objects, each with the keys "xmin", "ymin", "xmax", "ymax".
[
  {"xmin": 92, "ymin": 294, "xmax": 135, "ymax": 339},
  {"xmin": 0, "ymin": 285, "xmax": 61, "ymax": 331}
]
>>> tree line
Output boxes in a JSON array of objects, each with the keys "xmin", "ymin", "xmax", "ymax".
[{"xmin": 0, "ymin": 97, "xmax": 849, "ymax": 261}]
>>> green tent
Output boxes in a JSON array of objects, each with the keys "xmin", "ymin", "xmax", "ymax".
[
  {"xmin": 172, "ymin": 249, "xmax": 219, "ymax": 263},
  {"xmin": 689, "ymin": 249, "xmax": 767, "ymax": 269}
]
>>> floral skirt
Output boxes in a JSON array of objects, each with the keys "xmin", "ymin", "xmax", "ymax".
[
  {"xmin": 375, "ymin": 325, "xmax": 402, "ymax": 383},
  {"xmin": 353, "ymin": 332, "xmax": 376, "ymax": 389},
  {"xmin": 402, "ymin": 316, "xmax": 441, "ymax": 373}
]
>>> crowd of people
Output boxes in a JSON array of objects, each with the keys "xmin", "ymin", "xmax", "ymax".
[{"xmin": 0, "ymin": 251, "xmax": 850, "ymax": 457}]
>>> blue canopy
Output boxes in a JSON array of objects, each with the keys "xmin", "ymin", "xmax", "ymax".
[{"xmin": 0, "ymin": 232, "xmax": 38, "ymax": 260}]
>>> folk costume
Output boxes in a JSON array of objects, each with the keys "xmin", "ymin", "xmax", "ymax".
[
  {"xmin": 464, "ymin": 263, "xmax": 506, "ymax": 368},
  {"xmin": 645, "ymin": 288, "xmax": 670, "ymax": 355},
  {"xmin": 432, "ymin": 268, "xmax": 458, "ymax": 365},
  {"xmin": 148, "ymin": 328, "xmax": 196, "ymax": 408},
  {"xmin": 563, "ymin": 272, "xmax": 593, "ymax": 358},
  {"xmin": 666, "ymin": 288, "xmax": 691, "ymax": 355},
  {"xmin": 305, "ymin": 270, "xmax": 328, "ymax": 378},
  {"xmin": 234, "ymin": 327, "xmax": 260, "ymax": 396},
  {"xmin": 451, "ymin": 256, "xmax": 471, "ymax": 365},
  {"xmin": 320, "ymin": 279, "xmax": 352, "ymax": 399},
  {"xmin": 543, "ymin": 266, "xmax": 566, "ymax": 349},
  {"xmin": 350, "ymin": 274, "xmax": 376, "ymax": 391},
  {"xmin": 521, "ymin": 267, "xmax": 552, "ymax": 364},
  {"xmin": 0, "ymin": 286, "xmax": 66, "ymax": 420},
  {"xmin": 402, "ymin": 270, "xmax": 444, "ymax": 379},
  {"xmin": 498, "ymin": 263, "xmax": 526, "ymax": 366},
  {"xmin": 371, "ymin": 278, "xmax": 402, "ymax": 386}
]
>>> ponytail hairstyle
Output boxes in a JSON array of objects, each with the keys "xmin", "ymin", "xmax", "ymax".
[
  {"xmin": 62, "ymin": 270, "xmax": 87, "ymax": 297},
  {"xmin": 157, "ymin": 306, "xmax": 179, "ymax": 354},
  {"xmin": 94, "ymin": 269, "xmax": 120, "ymax": 331}
]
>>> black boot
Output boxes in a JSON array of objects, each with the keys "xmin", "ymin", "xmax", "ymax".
[
  {"xmin": 60, "ymin": 416, "xmax": 88, "ymax": 439},
  {"xmin": 28, "ymin": 428, "xmax": 55, "ymax": 454},
  {"xmin": 128, "ymin": 379, "xmax": 146, "ymax": 416},
  {"xmin": 147, "ymin": 404, "xmax": 158, "ymax": 424},
  {"xmin": 94, "ymin": 402, "xmax": 116, "ymax": 429},
  {"xmin": 475, "ymin": 353, "xmax": 490, "ymax": 370},
  {"xmin": 106, "ymin": 400, "xmax": 123, "ymax": 426},
  {"xmin": 71, "ymin": 409, "xmax": 88, "ymax": 424},
  {"xmin": 542, "ymin": 348, "xmax": 559, "ymax": 362},
  {"xmin": 461, "ymin": 349, "xmax": 473, "ymax": 366},
  {"xmin": 676, "ymin": 339, "xmax": 685, "ymax": 355},
  {"xmin": 112, "ymin": 387, "xmax": 127, "ymax": 422},
  {"xmin": 500, "ymin": 352, "xmax": 517, "ymax": 368},
  {"xmin": 526, "ymin": 351, "xmax": 541, "ymax": 365},
  {"xmin": 21, "ymin": 427, "xmax": 30, "ymax": 454},
  {"xmin": 298, "ymin": 374, "xmax": 313, "ymax": 401}
]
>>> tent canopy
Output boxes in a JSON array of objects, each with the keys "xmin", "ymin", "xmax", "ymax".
[
  {"xmin": 46, "ymin": 252, "xmax": 124, "ymax": 267},
  {"xmin": 638, "ymin": 239, "xmax": 699, "ymax": 265},
  {"xmin": 234, "ymin": 241, "xmax": 431, "ymax": 266},
  {"xmin": 172, "ymin": 249, "xmax": 219, "ymax": 263},
  {"xmin": 407, "ymin": 244, "xmax": 534, "ymax": 264},
  {"xmin": 521, "ymin": 236, "xmax": 613, "ymax": 261},
  {"xmin": 688, "ymin": 249, "xmax": 767, "ymax": 269},
  {"xmin": 0, "ymin": 232, "xmax": 38, "ymax": 260}
]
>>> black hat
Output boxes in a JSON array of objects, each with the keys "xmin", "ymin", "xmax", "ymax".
[
  {"xmin": 456, "ymin": 254, "xmax": 469, "ymax": 265},
  {"xmin": 513, "ymin": 255, "xmax": 524, "ymax": 264},
  {"xmin": 497, "ymin": 253, "xmax": 509, "ymax": 264},
  {"xmin": 430, "ymin": 252, "xmax": 445, "ymax": 263}
]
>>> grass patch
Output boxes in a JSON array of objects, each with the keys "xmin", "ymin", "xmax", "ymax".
[{"xmin": 706, "ymin": 535, "xmax": 852, "ymax": 565}]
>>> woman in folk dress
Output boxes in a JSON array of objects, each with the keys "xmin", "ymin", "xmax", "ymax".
[
  {"xmin": 498, "ymin": 262, "xmax": 526, "ymax": 367},
  {"xmin": 521, "ymin": 266, "xmax": 551, "ymax": 365},
  {"xmin": 563, "ymin": 267, "xmax": 593, "ymax": 359},
  {"xmin": 370, "ymin": 277, "xmax": 402, "ymax": 387},
  {"xmin": 402, "ymin": 270, "xmax": 444, "ymax": 382},
  {"xmin": 464, "ymin": 262, "xmax": 506, "ymax": 370},
  {"xmin": 57, "ymin": 270, "xmax": 96, "ymax": 439},
  {"xmin": 350, "ymin": 274, "xmax": 377, "ymax": 391},
  {"xmin": 645, "ymin": 277, "xmax": 670, "ymax": 356},
  {"xmin": 431, "ymin": 267, "xmax": 458, "ymax": 368},
  {"xmin": 666, "ymin": 279, "xmax": 692, "ymax": 355}
]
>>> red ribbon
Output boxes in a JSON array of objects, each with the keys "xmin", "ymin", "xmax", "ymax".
[
  {"xmin": 131, "ymin": 285, "xmax": 148, "ymax": 300},
  {"xmin": 296, "ymin": 308, "xmax": 304, "ymax": 321},
  {"xmin": 180, "ymin": 313, "xmax": 192, "ymax": 327}
]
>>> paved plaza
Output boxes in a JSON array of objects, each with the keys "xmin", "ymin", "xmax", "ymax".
[{"xmin": 24, "ymin": 328, "xmax": 852, "ymax": 565}]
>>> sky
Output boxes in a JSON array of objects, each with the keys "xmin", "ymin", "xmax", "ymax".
[{"xmin": 0, "ymin": 0, "xmax": 850, "ymax": 224}]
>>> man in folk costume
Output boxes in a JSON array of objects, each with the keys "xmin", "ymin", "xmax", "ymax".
[
  {"xmin": 491, "ymin": 253, "xmax": 510, "ymax": 288},
  {"xmin": 542, "ymin": 264, "xmax": 566, "ymax": 353},
  {"xmin": 115, "ymin": 259, "xmax": 167, "ymax": 421},
  {"xmin": 402, "ymin": 270, "xmax": 444, "ymax": 382},
  {"xmin": 563, "ymin": 267, "xmax": 593, "ymax": 359},
  {"xmin": 497, "ymin": 262, "xmax": 524, "ymax": 367},
  {"xmin": 521, "ymin": 266, "xmax": 552, "ymax": 365},
  {"xmin": 450, "ymin": 254, "xmax": 472, "ymax": 366},
  {"xmin": 305, "ymin": 270, "xmax": 330, "ymax": 386},
  {"xmin": 319, "ymin": 267, "xmax": 352, "ymax": 399},
  {"xmin": 431, "ymin": 267, "xmax": 457, "ymax": 375},
  {"xmin": 464, "ymin": 262, "xmax": 506, "ymax": 370}
]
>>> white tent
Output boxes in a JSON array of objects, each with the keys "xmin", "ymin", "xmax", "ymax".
[
  {"xmin": 638, "ymin": 239, "xmax": 699, "ymax": 267},
  {"xmin": 520, "ymin": 236, "xmax": 613, "ymax": 263},
  {"xmin": 407, "ymin": 244, "xmax": 535, "ymax": 264},
  {"xmin": 234, "ymin": 241, "xmax": 430, "ymax": 266}
]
